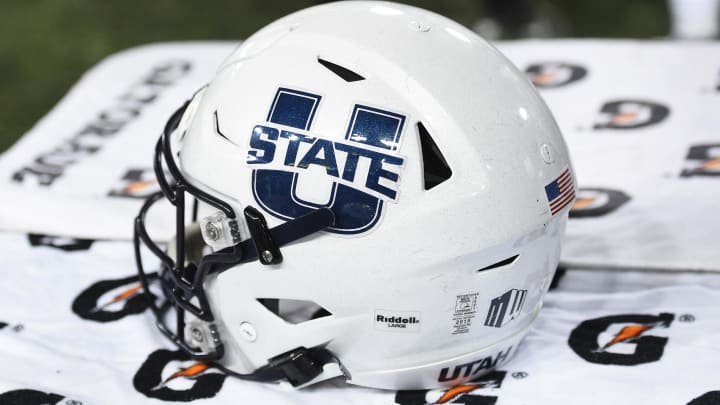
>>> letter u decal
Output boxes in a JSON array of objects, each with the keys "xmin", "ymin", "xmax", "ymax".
[{"xmin": 251, "ymin": 87, "xmax": 405, "ymax": 235}]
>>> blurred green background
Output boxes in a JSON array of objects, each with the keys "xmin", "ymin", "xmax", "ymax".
[{"xmin": 0, "ymin": 0, "xmax": 669, "ymax": 154}]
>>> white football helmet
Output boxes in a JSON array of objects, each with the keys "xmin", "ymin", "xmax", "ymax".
[{"xmin": 135, "ymin": 1, "xmax": 575, "ymax": 390}]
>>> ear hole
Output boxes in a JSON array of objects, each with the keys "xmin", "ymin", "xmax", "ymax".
[
  {"xmin": 478, "ymin": 255, "xmax": 519, "ymax": 272},
  {"xmin": 417, "ymin": 122, "xmax": 452, "ymax": 189},
  {"xmin": 257, "ymin": 298, "xmax": 332, "ymax": 324}
]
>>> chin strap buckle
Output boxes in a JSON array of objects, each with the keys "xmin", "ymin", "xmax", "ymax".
[
  {"xmin": 268, "ymin": 347, "xmax": 328, "ymax": 387},
  {"xmin": 244, "ymin": 206, "xmax": 283, "ymax": 265}
]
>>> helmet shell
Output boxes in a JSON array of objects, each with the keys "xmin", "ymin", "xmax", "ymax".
[{"xmin": 176, "ymin": 1, "xmax": 574, "ymax": 389}]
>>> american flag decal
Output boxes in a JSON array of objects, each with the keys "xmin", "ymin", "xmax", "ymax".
[{"xmin": 544, "ymin": 168, "xmax": 575, "ymax": 215}]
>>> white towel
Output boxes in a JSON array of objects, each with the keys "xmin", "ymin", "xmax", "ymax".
[{"xmin": 0, "ymin": 231, "xmax": 718, "ymax": 404}]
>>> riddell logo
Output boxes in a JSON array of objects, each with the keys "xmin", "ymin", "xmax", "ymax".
[
  {"xmin": 525, "ymin": 62, "xmax": 587, "ymax": 88},
  {"xmin": 375, "ymin": 310, "xmax": 421, "ymax": 332},
  {"xmin": 593, "ymin": 100, "xmax": 670, "ymax": 130},
  {"xmin": 569, "ymin": 188, "xmax": 631, "ymax": 218},
  {"xmin": 568, "ymin": 312, "xmax": 674, "ymax": 365},
  {"xmin": 376, "ymin": 315, "xmax": 420, "ymax": 325},
  {"xmin": 72, "ymin": 274, "xmax": 158, "ymax": 322},
  {"xmin": 396, "ymin": 371, "xmax": 507, "ymax": 405},
  {"xmin": 133, "ymin": 349, "xmax": 227, "ymax": 402}
]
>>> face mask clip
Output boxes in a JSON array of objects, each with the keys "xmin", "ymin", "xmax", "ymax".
[
  {"xmin": 200, "ymin": 212, "xmax": 241, "ymax": 251},
  {"xmin": 186, "ymin": 321, "xmax": 222, "ymax": 355}
]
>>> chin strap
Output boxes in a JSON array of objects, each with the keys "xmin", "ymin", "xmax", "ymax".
[
  {"xmin": 211, "ymin": 206, "xmax": 336, "ymax": 269},
  {"xmin": 221, "ymin": 346, "xmax": 341, "ymax": 387}
]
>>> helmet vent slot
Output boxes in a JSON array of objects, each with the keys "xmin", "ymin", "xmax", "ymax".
[
  {"xmin": 417, "ymin": 122, "xmax": 452, "ymax": 189},
  {"xmin": 478, "ymin": 255, "xmax": 519, "ymax": 272},
  {"xmin": 257, "ymin": 298, "xmax": 332, "ymax": 324},
  {"xmin": 212, "ymin": 110, "xmax": 239, "ymax": 146},
  {"xmin": 317, "ymin": 57, "xmax": 365, "ymax": 82}
]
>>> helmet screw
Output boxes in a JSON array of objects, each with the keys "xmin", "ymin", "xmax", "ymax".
[
  {"xmin": 408, "ymin": 20, "xmax": 431, "ymax": 32},
  {"xmin": 191, "ymin": 327, "xmax": 204, "ymax": 343},
  {"xmin": 239, "ymin": 322, "xmax": 257, "ymax": 342},
  {"xmin": 204, "ymin": 222, "xmax": 220, "ymax": 241},
  {"xmin": 261, "ymin": 250, "xmax": 274, "ymax": 263},
  {"xmin": 540, "ymin": 143, "xmax": 555, "ymax": 164}
]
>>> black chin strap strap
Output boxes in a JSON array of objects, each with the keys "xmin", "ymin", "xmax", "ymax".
[
  {"xmin": 222, "ymin": 346, "xmax": 338, "ymax": 387},
  {"xmin": 209, "ymin": 207, "xmax": 336, "ymax": 271},
  {"xmin": 244, "ymin": 206, "xmax": 334, "ymax": 264}
]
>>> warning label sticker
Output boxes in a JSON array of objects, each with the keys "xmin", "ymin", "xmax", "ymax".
[{"xmin": 452, "ymin": 292, "xmax": 479, "ymax": 335}]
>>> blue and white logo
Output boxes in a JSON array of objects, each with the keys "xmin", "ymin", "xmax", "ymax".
[{"xmin": 246, "ymin": 87, "xmax": 406, "ymax": 235}]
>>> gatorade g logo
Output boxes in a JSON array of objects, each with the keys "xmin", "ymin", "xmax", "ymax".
[
  {"xmin": 108, "ymin": 168, "xmax": 165, "ymax": 198},
  {"xmin": 689, "ymin": 391, "xmax": 720, "ymax": 405},
  {"xmin": 680, "ymin": 144, "xmax": 720, "ymax": 177},
  {"xmin": 0, "ymin": 321, "xmax": 23, "ymax": 333},
  {"xmin": 594, "ymin": 100, "xmax": 669, "ymax": 130},
  {"xmin": 28, "ymin": 233, "xmax": 94, "ymax": 252},
  {"xmin": 569, "ymin": 188, "xmax": 631, "ymax": 218},
  {"xmin": 246, "ymin": 87, "xmax": 406, "ymax": 235},
  {"xmin": 72, "ymin": 273, "xmax": 158, "ymax": 322},
  {"xmin": 525, "ymin": 63, "xmax": 587, "ymax": 88},
  {"xmin": 0, "ymin": 389, "xmax": 79, "ymax": 405},
  {"xmin": 133, "ymin": 349, "xmax": 227, "ymax": 402},
  {"xmin": 396, "ymin": 371, "xmax": 506, "ymax": 405},
  {"xmin": 568, "ymin": 312, "xmax": 674, "ymax": 365}
]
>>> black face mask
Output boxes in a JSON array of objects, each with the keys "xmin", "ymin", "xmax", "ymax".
[{"xmin": 134, "ymin": 101, "xmax": 336, "ymax": 387}]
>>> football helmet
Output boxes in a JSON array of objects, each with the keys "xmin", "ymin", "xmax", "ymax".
[{"xmin": 135, "ymin": 1, "xmax": 575, "ymax": 390}]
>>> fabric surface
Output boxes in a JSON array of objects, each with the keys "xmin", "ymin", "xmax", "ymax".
[
  {"xmin": 0, "ymin": 40, "xmax": 719, "ymax": 404},
  {"xmin": 0, "ymin": 42, "xmax": 234, "ymax": 242},
  {"xmin": 0, "ymin": 231, "xmax": 718, "ymax": 404},
  {"xmin": 499, "ymin": 40, "xmax": 720, "ymax": 272},
  {"xmin": 0, "ymin": 40, "xmax": 719, "ymax": 271}
]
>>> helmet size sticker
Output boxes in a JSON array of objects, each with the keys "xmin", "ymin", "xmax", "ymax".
[
  {"xmin": 452, "ymin": 293, "xmax": 479, "ymax": 335},
  {"xmin": 374, "ymin": 309, "xmax": 422, "ymax": 333}
]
